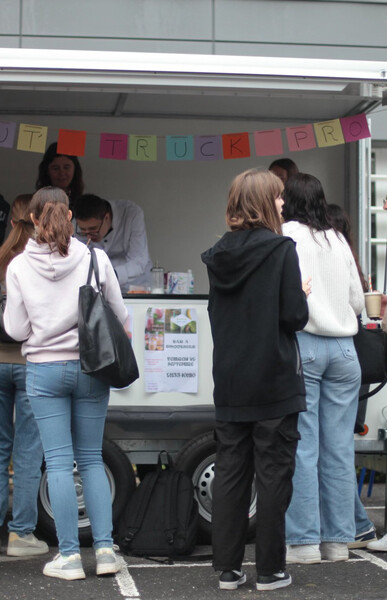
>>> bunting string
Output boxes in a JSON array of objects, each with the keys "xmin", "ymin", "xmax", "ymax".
[{"xmin": 0, "ymin": 113, "xmax": 370, "ymax": 161}]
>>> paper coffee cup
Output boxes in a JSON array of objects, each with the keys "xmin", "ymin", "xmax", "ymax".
[{"xmin": 364, "ymin": 292, "xmax": 382, "ymax": 319}]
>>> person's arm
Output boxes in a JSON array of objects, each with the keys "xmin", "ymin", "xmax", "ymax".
[
  {"xmin": 113, "ymin": 205, "xmax": 151, "ymax": 288},
  {"xmin": 279, "ymin": 243, "xmax": 309, "ymax": 333},
  {"xmin": 4, "ymin": 265, "xmax": 32, "ymax": 341},
  {"xmin": 348, "ymin": 253, "xmax": 365, "ymax": 316}
]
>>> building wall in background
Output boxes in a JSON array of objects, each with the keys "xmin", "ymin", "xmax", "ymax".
[{"xmin": 1, "ymin": 0, "xmax": 387, "ymax": 60}]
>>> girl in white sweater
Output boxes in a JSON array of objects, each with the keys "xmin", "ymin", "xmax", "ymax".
[
  {"xmin": 4, "ymin": 187, "xmax": 129, "ymax": 581},
  {"xmin": 282, "ymin": 174, "xmax": 364, "ymax": 564}
]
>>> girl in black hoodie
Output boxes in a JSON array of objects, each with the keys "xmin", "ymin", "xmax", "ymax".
[{"xmin": 201, "ymin": 169, "xmax": 309, "ymax": 592}]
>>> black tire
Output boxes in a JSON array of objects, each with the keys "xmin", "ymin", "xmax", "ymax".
[
  {"xmin": 36, "ymin": 439, "xmax": 136, "ymax": 546},
  {"xmin": 175, "ymin": 432, "xmax": 257, "ymax": 544}
]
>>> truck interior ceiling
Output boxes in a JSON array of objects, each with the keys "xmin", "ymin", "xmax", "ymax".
[{"xmin": 1, "ymin": 49, "xmax": 387, "ymax": 291}]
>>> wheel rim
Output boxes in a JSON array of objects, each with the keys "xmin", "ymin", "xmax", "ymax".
[
  {"xmin": 191, "ymin": 453, "xmax": 257, "ymax": 524},
  {"xmin": 39, "ymin": 463, "xmax": 116, "ymax": 530}
]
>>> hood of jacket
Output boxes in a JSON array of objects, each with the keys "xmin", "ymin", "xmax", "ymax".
[
  {"xmin": 201, "ymin": 228, "xmax": 291, "ymax": 294},
  {"xmin": 23, "ymin": 236, "xmax": 89, "ymax": 282}
]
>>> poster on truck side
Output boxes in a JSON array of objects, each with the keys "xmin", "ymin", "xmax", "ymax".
[{"xmin": 144, "ymin": 307, "xmax": 198, "ymax": 393}]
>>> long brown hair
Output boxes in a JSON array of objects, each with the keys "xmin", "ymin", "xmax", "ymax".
[
  {"xmin": 226, "ymin": 169, "xmax": 283, "ymax": 235},
  {"xmin": 327, "ymin": 203, "xmax": 368, "ymax": 292},
  {"xmin": 30, "ymin": 187, "xmax": 73, "ymax": 257},
  {"xmin": 0, "ymin": 194, "xmax": 34, "ymax": 281}
]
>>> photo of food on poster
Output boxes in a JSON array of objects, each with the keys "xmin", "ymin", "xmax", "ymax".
[{"xmin": 144, "ymin": 307, "xmax": 198, "ymax": 393}]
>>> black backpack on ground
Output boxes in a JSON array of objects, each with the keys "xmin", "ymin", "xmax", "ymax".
[{"xmin": 118, "ymin": 451, "xmax": 198, "ymax": 558}]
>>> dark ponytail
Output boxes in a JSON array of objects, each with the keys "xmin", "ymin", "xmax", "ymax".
[{"xmin": 30, "ymin": 187, "xmax": 73, "ymax": 256}]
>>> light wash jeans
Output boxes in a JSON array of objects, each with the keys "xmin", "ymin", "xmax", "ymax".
[
  {"xmin": 354, "ymin": 469, "xmax": 374, "ymax": 535},
  {"xmin": 26, "ymin": 360, "xmax": 112, "ymax": 556},
  {"xmin": 0, "ymin": 363, "xmax": 43, "ymax": 536},
  {"xmin": 286, "ymin": 332, "xmax": 361, "ymax": 544}
]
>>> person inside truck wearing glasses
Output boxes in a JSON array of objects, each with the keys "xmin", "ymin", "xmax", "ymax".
[{"xmin": 74, "ymin": 193, "xmax": 153, "ymax": 294}]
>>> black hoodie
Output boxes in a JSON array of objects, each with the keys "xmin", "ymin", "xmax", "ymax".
[{"xmin": 201, "ymin": 227, "xmax": 309, "ymax": 421}]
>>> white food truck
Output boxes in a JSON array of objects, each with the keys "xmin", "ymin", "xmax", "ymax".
[{"xmin": 1, "ymin": 48, "xmax": 387, "ymax": 543}]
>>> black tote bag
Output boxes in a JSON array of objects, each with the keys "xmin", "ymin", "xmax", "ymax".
[{"xmin": 78, "ymin": 247, "xmax": 139, "ymax": 388}]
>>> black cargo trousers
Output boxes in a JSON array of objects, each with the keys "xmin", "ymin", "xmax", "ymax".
[{"xmin": 211, "ymin": 413, "xmax": 300, "ymax": 577}]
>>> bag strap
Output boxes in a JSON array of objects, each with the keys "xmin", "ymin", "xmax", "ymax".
[
  {"xmin": 163, "ymin": 471, "xmax": 180, "ymax": 544},
  {"xmin": 359, "ymin": 377, "xmax": 387, "ymax": 401},
  {"xmin": 87, "ymin": 246, "xmax": 101, "ymax": 291},
  {"xmin": 123, "ymin": 470, "xmax": 161, "ymax": 543}
]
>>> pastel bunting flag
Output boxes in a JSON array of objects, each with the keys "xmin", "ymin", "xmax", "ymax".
[
  {"xmin": 166, "ymin": 136, "xmax": 194, "ymax": 161},
  {"xmin": 340, "ymin": 113, "xmax": 371, "ymax": 143},
  {"xmin": 286, "ymin": 124, "xmax": 316, "ymax": 152},
  {"xmin": 0, "ymin": 121, "xmax": 17, "ymax": 149},
  {"xmin": 17, "ymin": 124, "xmax": 47, "ymax": 153},
  {"xmin": 222, "ymin": 132, "xmax": 250, "ymax": 159},
  {"xmin": 57, "ymin": 129, "xmax": 87, "ymax": 156},
  {"xmin": 129, "ymin": 135, "xmax": 157, "ymax": 161},
  {"xmin": 100, "ymin": 133, "xmax": 128, "ymax": 160},
  {"xmin": 254, "ymin": 129, "xmax": 283, "ymax": 157}
]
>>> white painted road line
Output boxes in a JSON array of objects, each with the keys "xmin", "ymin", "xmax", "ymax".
[
  {"xmin": 351, "ymin": 549, "xmax": 387, "ymax": 570},
  {"xmin": 116, "ymin": 556, "xmax": 140, "ymax": 598}
]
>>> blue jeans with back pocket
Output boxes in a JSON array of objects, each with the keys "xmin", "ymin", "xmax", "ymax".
[
  {"xmin": 286, "ymin": 332, "xmax": 361, "ymax": 544},
  {"xmin": 26, "ymin": 360, "xmax": 112, "ymax": 555}
]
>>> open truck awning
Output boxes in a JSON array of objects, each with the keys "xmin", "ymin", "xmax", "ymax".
[{"xmin": 1, "ymin": 48, "xmax": 387, "ymax": 121}]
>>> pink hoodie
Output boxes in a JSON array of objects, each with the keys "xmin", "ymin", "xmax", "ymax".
[{"xmin": 4, "ymin": 237, "xmax": 128, "ymax": 362}]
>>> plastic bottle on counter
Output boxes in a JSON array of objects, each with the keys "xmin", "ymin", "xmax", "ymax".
[
  {"xmin": 151, "ymin": 265, "xmax": 164, "ymax": 294},
  {"xmin": 187, "ymin": 269, "xmax": 194, "ymax": 294}
]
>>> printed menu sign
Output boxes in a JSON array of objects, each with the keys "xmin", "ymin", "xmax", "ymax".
[{"xmin": 144, "ymin": 307, "xmax": 198, "ymax": 393}]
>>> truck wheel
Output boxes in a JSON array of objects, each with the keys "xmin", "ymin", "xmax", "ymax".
[
  {"xmin": 175, "ymin": 432, "xmax": 257, "ymax": 544},
  {"xmin": 36, "ymin": 439, "xmax": 136, "ymax": 546}
]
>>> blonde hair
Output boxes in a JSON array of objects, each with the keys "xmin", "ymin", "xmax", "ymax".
[
  {"xmin": 0, "ymin": 194, "xmax": 33, "ymax": 280},
  {"xmin": 226, "ymin": 169, "xmax": 283, "ymax": 235},
  {"xmin": 30, "ymin": 187, "xmax": 73, "ymax": 257}
]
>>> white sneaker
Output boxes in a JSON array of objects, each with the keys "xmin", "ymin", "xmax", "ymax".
[
  {"xmin": 286, "ymin": 544, "xmax": 321, "ymax": 564},
  {"xmin": 367, "ymin": 533, "xmax": 387, "ymax": 552},
  {"xmin": 320, "ymin": 542, "xmax": 349, "ymax": 562},
  {"xmin": 7, "ymin": 532, "xmax": 49, "ymax": 557},
  {"xmin": 96, "ymin": 547, "xmax": 121, "ymax": 576},
  {"xmin": 43, "ymin": 553, "xmax": 86, "ymax": 580}
]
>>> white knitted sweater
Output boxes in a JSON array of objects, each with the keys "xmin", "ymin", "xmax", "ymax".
[{"xmin": 282, "ymin": 221, "xmax": 365, "ymax": 337}]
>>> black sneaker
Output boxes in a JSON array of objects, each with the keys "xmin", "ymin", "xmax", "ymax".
[
  {"xmin": 219, "ymin": 570, "xmax": 247, "ymax": 590},
  {"xmin": 348, "ymin": 527, "xmax": 377, "ymax": 549},
  {"xmin": 256, "ymin": 571, "xmax": 291, "ymax": 591}
]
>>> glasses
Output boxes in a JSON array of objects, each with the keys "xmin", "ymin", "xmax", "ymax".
[{"xmin": 75, "ymin": 218, "xmax": 105, "ymax": 237}]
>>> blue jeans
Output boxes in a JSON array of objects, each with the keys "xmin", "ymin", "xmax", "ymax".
[
  {"xmin": 0, "ymin": 363, "xmax": 43, "ymax": 536},
  {"xmin": 26, "ymin": 360, "xmax": 112, "ymax": 556},
  {"xmin": 286, "ymin": 333, "xmax": 361, "ymax": 544},
  {"xmin": 354, "ymin": 469, "xmax": 374, "ymax": 535}
]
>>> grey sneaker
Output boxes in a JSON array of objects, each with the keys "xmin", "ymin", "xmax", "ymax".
[
  {"xmin": 43, "ymin": 553, "xmax": 86, "ymax": 580},
  {"xmin": 96, "ymin": 548, "xmax": 121, "ymax": 576},
  {"xmin": 7, "ymin": 532, "xmax": 49, "ymax": 557}
]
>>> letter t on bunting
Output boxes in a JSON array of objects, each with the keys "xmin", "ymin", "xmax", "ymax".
[
  {"xmin": 222, "ymin": 132, "xmax": 250, "ymax": 159},
  {"xmin": 100, "ymin": 133, "xmax": 128, "ymax": 160},
  {"xmin": 57, "ymin": 129, "xmax": 87, "ymax": 156}
]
